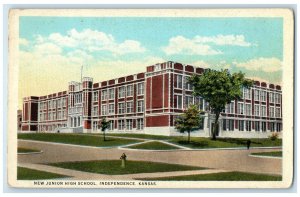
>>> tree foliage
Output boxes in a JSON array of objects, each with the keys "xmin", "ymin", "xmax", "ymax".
[
  {"xmin": 189, "ymin": 69, "xmax": 253, "ymax": 140},
  {"xmin": 100, "ymin": 118, "xmax": 109, "ymax": 141},
  {"xmin": 175, "ymin": 104, "xmax": 204, "ymax": 143}
]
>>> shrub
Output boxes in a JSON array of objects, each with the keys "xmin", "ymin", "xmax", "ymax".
[{"xmin": 269, "ymin": 132, "xmax": 279, "ymax": 141}]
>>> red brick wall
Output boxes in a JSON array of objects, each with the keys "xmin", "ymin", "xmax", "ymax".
[
  {"xmin": 152, "ymin": 75, "xmax": 163, "ymax": 109},
  {"xmin": 146, "ymin": 78, "xmax": 151, "ymax": 109},
  {"xmin": 164, "ymin": 74, "xmax": 169, "ymax": 108},
  {"xmin": 146, "ymin": 115, "xmax": 169, "ymax": 127}
]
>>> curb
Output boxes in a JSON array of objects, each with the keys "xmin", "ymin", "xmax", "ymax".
[{"xmin": 248, "ymin": 154, "xmax": 282, "ymax": 159}]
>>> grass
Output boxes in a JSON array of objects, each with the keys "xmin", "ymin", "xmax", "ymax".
[
  {"xmin": 251, "ymin": 151, "xmax": 282, "ymax": 157},
  {"xmin": 106, "ymin": 133, "xmax": 171, "ymax": 140},
  {"xmin": 48, "ymin": 160, "xmax": 205, "ymax": 175},
  {"xmin": 17, "ymin": 167, "xmax": 67, "ymax": 180},
  {"xmin": 140, "ymin": 171, "xmax": 282, "ymax": 181},
  {"xmin": 169, "ymin": 137, "xmax": 282, "ymax": 149},
  {"xmin": 126, "ymin": 141, "xmax": 180, "ymax": 150},
  {"xmin": 18, "ymin": 147, "xmax": 40, "ymax": 153},
  {"xmin": 18, "ymin": 133, "xmax": 140, "ymax": 147}
]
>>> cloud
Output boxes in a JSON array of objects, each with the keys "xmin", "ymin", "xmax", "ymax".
[
  {"xmin": 194, "ymin": 34, "xmax": 252, "ymax": 47},
  {"xmin": 163, "ymin": 34, "xmax": 253, "ymax": 56},
  {"xmin": 162, "ymin": 36, "xmax": 222, "ymax": 55},
  {"xmin": 19, "ymin": 38, "xmax": 29, "ymax": 46},
  {"xmin": 45, "ymin": 28, "xmax": 146, "ymax": 55},
  {"xmin": 233, "ymin": 57, "xmax": 282, "ymax": 72}
]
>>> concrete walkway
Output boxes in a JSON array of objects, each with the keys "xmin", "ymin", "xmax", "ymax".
[{"xmin": 18, "ymin": 139, "xmax": 282, "ymax": 180}]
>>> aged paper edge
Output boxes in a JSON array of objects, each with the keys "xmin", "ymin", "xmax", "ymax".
[{"xmin": 7, "ymin": 8, "xmax": 294, "ymax": 189}]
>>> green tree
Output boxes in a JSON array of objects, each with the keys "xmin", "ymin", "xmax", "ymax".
[
  {"xmin": 175, "ymin": 104, "xmax": 203, "ymax": 143},
  {"xmin": 189, "ymin": 69, "xmax": 253, "ymax": 140},
  {"xmin": 100, "ymin": 118, "xmax": 109, "ymax": 141}
]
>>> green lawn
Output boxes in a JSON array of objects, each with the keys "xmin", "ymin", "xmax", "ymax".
[
  {"xmin": 140, "ymin": 171, "xmax": 282, "ymax": 181},
  {"xmin": 169, "ymin": 137, "xmax": 282, "ymax": 149},
  {"xmin": 18, "ymin": 133, "xmax": 140, "ymax": 147},
  {"xmin": 251, "ymin": 151, "xmax": 282, "ymax": 157},
  {"xmin": 17, "ymin": 167, "xmax": 67, "ymax": 180},
  {"xmin": 106, "ymin": 133, "xmax": 171, "ymax": 140},
  {"xmin": 127, "ymin": 141, "xmax": 180, "ymax": 150},
  {"xmin": 18, "ymin": 147, "xmax": 40, "ymax": 153},
  {"xmin": 48, "ymin": 160, "xmax": 205, "ymax": 175}
]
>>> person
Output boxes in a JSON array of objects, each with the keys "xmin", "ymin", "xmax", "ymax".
[
  {"xmin": 246, "ymin": 139, "xmax": 251, "ymax": 149},
  {"xmin": 120, "ymin": 153, "xmax": 127, "ymax": 168}
]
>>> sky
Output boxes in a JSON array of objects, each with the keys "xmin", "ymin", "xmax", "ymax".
[{"xmin": 18, "ymin": 16, "xmax": 283, "ymax": 108}]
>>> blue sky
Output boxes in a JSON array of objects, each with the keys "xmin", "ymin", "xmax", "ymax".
[{"xmin": 18, "ymin": 16, "xmax": 283, "ymax": 108}]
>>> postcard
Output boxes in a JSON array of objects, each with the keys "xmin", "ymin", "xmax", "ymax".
[{"xmin": 7, "ymin": 8, "xmax": 294, "ymax": 188}]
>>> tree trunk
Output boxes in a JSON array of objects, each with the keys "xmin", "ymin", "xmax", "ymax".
[
  {"xmin": 212, "ymin": 112, "xmax": 220, "ymax": 141},
  {"xmin": 103, "ymin": 131, "xmax": 106, "ymax": 141},
  {"xmin": 188, "ymin": 131, "xmax": 191, "ymax": 143}
]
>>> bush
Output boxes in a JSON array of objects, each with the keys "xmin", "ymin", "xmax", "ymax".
[{"xmin": 269, "ymin": 132, "xmax": 279, "ymax": 141}]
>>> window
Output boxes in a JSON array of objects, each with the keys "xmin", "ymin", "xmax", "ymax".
[
  {"xmin": 126, "ymin": 119, "xmax": 133, "ymax": 130},
  {"xmin": 92, "ymin": 121, "xmax": 98, "ymax": 131},
  {"xmin": 238, "ymin": 120, "xmax": 244, "ymax": 131},
  {"xmin": 174, "ymin": 95, "xmax": 183, "ymax": 109},
  {"xmin": 101, "ymin": 90, "xmax": 107, "ymax": 100},
  {"xmin": 245, "ymin": 104, "xmax": 251, "ymax": 115},
  {"xmin": 118, "ymin": 120, "xmax": 125, "ymax": 130},
  {"xmin": 63, "ymin": 110, "xmax": 66, "ymax": 119},
  {"xmin": 254, "ymin": 105, "xmax": 260, "ymax": 116},
  {"xmin": 270, "ymin": 122, "xmax": 275, "ymax": 132},
  {"xmin": 276, "ymin": 123, "xmax": 282, "ymax": 132},
  {"xmin": 137, "ymin": 100, "xmax": 144, "ymax": 112},
  {"xmin": 269, "ymin": 92, "xmax": 275, "ymax": 103},
  {"xmin": 57, "ymin": 99, "xmax": 61, "ymax": 108},
  {"xmin": 175, "ymin": 75, "xmax": 183, "ymax": 89},
  {"xmin": 108, "ymin": 120, "xmax": 114, "ymax": 131},
  {"xmin": 101, "ymin": 105, "xmax": 107, "ymax": 115},
  {"xmin": 109, "ymin": 89, "xmax": 115, "ymax": 100},
  {"xmin": 137, "ymin": 118, "xmax": 144, "ymax": 130},
  {"xmin": 185, "ymin": 76, "xmax": 193, "ymax": 90},
  {"xmin": 255, "ymin": 121, "xmax": 260, "ymax": 132},
  {"xmin": 275, "ymin": 93, "xmax": 281, "ymax": 104},
  {"xmin": 118, "ymin": 86, "xmax": 125, "ymax": 98},
  {"xmin": 92, "ymin": 106, "xmax": 98, "ymax": 116},
  {"xmin": 260, "ymin": 91, "xmax": 266, "ymax": 102},
  {"xmin": 118, "ymin": 103, "xmax": 125, "ymax": 114},
  {"xmin": 185, "ymin": 96, "xmax": 193, "ymax": 108},
  {"xmin": 63, "ymin": 98, "xmax": 67, "ymax": 106},
  {"xmin": 195, "ymin": 97, "xmax": 204, "ymax": 111},
  {"xmin": 269, "ymin": 107, "xmax": 275, "ymax": 118},
  {"xmin": 93, "ymin": 91, "xmax": 98, "ymax": 101},
  {"xmin": 243, "ymin": 88, "xmax": 251, "ymax": 99},
  {"xmin": 275, "ymin": 108, "xmax": 281, "ymax": 118},
  {"xmin": 53, "ymin": 100, "xmax": 56, "ymax": 108},
  {"xmin": 225, "ymin": 102, "xmax": 235, "ymax": 114},
  {"xmin": 108, "ymin": 104, "xmax": 114, "ymax": 114},
  {"xmin": 254, "ymin": 89, "xmax": 260, "ymax": 101},
  {"xmin": 223, "ymin": 119, "xmax": 234, "ymax": 131},
  {"xmin": 261, "ymin": 122, "xmax": 267, "ymax": 132},
  {"xmin": 127, "ymin": 85, "xmax": 133, "ymax": 97},
  {"xmin": 237, "ymin": 103, "xmax": 244, "ymax": 114},
  {"xmin": 126, "ymin": 102, "xmax": 133, "ymax": 113},
  {"xmin": 261, "ymin": 105, "xmax": 266, "ymax": 117},
  {"xmin": 53, "ymin": 112, "xmax": 56, "ymax": 120},
  {"xmin": 137, "ymin": 83, "xmax": 144, "ymax": 95},
  {"xmin": 246, "ymin": 120, "xmax": 251, "ymax": 131}
]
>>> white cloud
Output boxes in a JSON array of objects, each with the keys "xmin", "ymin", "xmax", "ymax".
[
  {"xmin": 233, "ymin": 57, "xmax": 282, "ymax": 72},
  {"xmin": 33, "ymin": 42, "xmax": 62, "ymax": 55},
  {"xmin": 162, "ymin": 36, "xmax": 222, "ymax": 55},
  {"xmin": 194, "ymin": 34, "xmax": 252, "ymax": 47},
  {"xmin": 44, "ymin": 28, "xmax": 145, "ymax": 55},
  {"xmin": 163, "ymin": 34, "xmax": 253, "ymax": 56},
  {"xmin": 19, "ymin": 38, "xmax": 29, "ymax": 46}
]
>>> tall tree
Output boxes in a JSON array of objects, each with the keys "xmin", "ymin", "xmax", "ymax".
[
  {"xmin": 175, "ymin": 104, "xmax": 203, "ymax": 143},
  {"xmin": 100, "ymin": 118, "xmax": 109, "ymax": 141},
  {"xmin": 189, "ymin": 69, "xmax": 253, "ymax": 140}
]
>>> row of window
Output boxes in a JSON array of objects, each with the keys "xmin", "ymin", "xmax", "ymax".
[
  {"xmin": 92, "ymin": 118, "xmax": 144, "ymax": 131},
  {"xmin": 174, "ymin": 95, "xmax": 206, "ymax": 110},
  {"xmin": 222, "ymin": 119, "xmax": 282, "ymax": 132},
  {"xmin": 243, "ymin": 88, "xmax": 281, "ymax": 103},
  {"xmin": 92, "ymin": 100, "xmax": 144, "ymax": 116},
  {"xmin": 39, "ymin": 110, "xmax": 67, "ymax": 121},
  {"xmin": 235, "ymin": 103, "xmax": 281, "ymax": 117},
  {"xmin": 40, "ymin": 98, "xmax": 67, "ymax": 110},
  {"xmin": 174, "ymin": 75, "xmax": 193, "ymax": 90},
  {"xmin": 93, "ymin": 83, "xmax": 144, "ymax": 101}
]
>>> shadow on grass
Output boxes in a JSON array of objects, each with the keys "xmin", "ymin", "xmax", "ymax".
[
  {"xmin": 216, "ymin": 138, "xmax": 262, "ymax": 145},
  {"xmin": 177, "ymin": 140, "xmax": 209, "ymax": 148}
]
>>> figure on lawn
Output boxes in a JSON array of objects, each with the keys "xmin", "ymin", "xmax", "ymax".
[{"xmin": 120, "ymin": 153, "xmax": 127, "ymax": 168}]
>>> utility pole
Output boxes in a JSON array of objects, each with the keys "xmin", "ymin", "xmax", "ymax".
[{"xmin": 81, "ymin": 65, "xmax": 83, "ymax": 82}]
